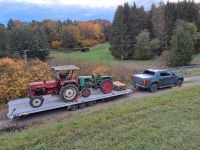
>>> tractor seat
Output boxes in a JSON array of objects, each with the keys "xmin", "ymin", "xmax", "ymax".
[{"xmin": 59, "ymin": 74, "xmax": 70, "ymax": 81}]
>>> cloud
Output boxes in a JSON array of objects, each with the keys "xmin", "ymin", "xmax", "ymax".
[{"xmin": 0, "ymin": 0, "xmax": 135, "ymax": 8}]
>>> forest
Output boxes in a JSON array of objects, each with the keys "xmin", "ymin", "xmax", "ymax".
[
  {"xmin": 110, "ymin": 0, "xmax": 200, "ymax": 66},
  {"xmin": 0, "ymin": 19, "xmax": 111, "ymax": 59}
]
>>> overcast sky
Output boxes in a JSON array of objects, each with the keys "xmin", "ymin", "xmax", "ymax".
[{"xmin": 0, "ymin": 0, "xmax": 199, "ymax": 24}]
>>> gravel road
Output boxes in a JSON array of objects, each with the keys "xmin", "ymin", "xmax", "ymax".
[{"xmin": 0, "ymin": 76, "xmax": 200, "ymax": 133}]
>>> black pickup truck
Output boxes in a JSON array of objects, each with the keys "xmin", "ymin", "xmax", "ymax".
[{"xmin": 132, "ymin": 69, "xmax": 184, "ymax": 92}]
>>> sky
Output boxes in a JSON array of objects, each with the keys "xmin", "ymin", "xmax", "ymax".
[{"xmin": 0, "ymin": 0, "xmax": 199, "ymax": 25}]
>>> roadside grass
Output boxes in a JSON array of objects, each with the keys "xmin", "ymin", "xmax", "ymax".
[
  {"xmin": 0, "ymin": 86, "xmax": 200, "ymax": 150},
  {"xmin": 183, "ymin": 69, "xmax": 200, "ymax": 77}
]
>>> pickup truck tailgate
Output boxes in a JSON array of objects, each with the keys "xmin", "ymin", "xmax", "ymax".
[{"xmin": 132, "ymin": 74, "xmax": 153, "ymax": 86}]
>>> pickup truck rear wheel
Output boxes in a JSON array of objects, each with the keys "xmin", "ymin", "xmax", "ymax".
[
  {"xmin": 150, "ymin": 83, "xmax": 158, "ymax": 93},
  {"xmin": 177, "ymin": 79, "xmax": 183, "ymax": 87}
]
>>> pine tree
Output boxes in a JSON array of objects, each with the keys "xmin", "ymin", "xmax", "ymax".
[
  {"xmin": 165, "ymin": 2, "xmax": 177, "ymax": 47},
  {"xmin": 177, "ymin": 0, "xmax": 199, "ymax": 23},
  {"xmin": 7, "ymin": 19, "xmax": 15, "ymax": 30},
  {"xmin": 0, "ymin": 24, "xmax": 8, "ymax": 52},
  {"xmin": 171, "ymin": 26, "xmax": 194, "ymax": 66},
  {"xmin": 110, "ymin": 3, "xmax": 149, "ymax": 59},
  {"xmin": 110, "ymin": 4, "xmax": 128, "ymax": 59}
]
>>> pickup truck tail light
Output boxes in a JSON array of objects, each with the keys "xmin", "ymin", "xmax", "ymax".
[{"xmin": 143, "ymin": 80, "xmax": 148, "ymax": 85}]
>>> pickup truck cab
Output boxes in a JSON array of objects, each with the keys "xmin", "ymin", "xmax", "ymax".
[{"xmin": 132, "ymin": 69, "xmax": 184, "ymax": 92}]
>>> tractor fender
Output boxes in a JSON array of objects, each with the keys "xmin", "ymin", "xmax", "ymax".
[
  {"xmin": 61, "ymin": 80, "xmax": 79, "ymax": 87},
  {"xmin": 101, "ymin": 77, "xmax": 112, "ymax": 80}
]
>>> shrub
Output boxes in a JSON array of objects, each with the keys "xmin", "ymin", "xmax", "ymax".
[
  {"xmin": 0, "ymin": 58, "xmax": 53, "ymax": 103},
  {"xmin": 133, "ymin": 31, "xmax": 159, "ymax": 60},
  {"xmin": 159, "ymin": 50, "xmax": 172, "ymax": 67}
]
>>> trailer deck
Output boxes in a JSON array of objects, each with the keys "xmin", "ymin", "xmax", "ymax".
[{"xmin": 7, "ymin": 89, "xmax": 132, "ymax": 119}]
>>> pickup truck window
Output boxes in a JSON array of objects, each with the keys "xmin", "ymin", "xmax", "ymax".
[
  {"xmin": 143, "ymin": 70, "xmax": 155, "ymax": 76},
  {"xmin": 160, "ymin": 72, "xmax": 172, "ymax": 77}
]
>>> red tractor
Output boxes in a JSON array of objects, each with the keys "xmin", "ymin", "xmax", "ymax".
[{"xmin": 29, "ymin": 65, "xmax": 80, "ymax": 108}]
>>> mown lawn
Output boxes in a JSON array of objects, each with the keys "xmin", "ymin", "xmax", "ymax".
[{"xmin": 0, "ymin": 86, "xmax": 200, "ymax": 150}]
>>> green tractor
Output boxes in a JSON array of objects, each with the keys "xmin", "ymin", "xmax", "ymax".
[{"xmin": 78, "ymin": 74, "xmax": 113, "ymax": 97}]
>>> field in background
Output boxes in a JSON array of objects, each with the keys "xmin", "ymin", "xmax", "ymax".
[
  {"xmin": 1, "ymin": 86, "xmax": 199, "ymax": 150},
  {"xmin": 49, "ymin": 43, "xmax": 159, "ymax": 67}
]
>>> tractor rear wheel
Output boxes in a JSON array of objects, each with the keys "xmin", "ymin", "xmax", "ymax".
[
  {"xmin": 29, "ymin": 96, "xmax": 44, "ymax": 108},
  {"xmin": 59, "ymin": 84, "xmax": 79, "ymax": 102},
  {"xmin": 100, "ymin": 79, "xmax": 113, "ymax": 94}
]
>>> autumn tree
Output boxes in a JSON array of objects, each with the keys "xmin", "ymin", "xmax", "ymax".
[
  {"xmin": 42, "ymin": 20, "xmax": 62, "ymax": 48},
  {"xmin": 78, "ymin": 22, "xmax": 101, "ymax": 47},
  {"xmin": 61, "ymin": 25, "xmax": 81, "ymax": 49}
]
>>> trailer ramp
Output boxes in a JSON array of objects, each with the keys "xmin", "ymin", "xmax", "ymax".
[{"xmin": 7, "ymin": 89, "xmax": 132, "ymax": 119}]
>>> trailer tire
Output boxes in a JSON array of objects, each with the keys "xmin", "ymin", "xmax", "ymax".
[
  {"xmin": 68, "ymin": 104, "xmax": 78, "ymax": 111},
  {"xmin": 59, "ymin": 84, "xmax": 79, "ymax": 102},
  {"xmin": 29, "ymin": 96, "xmax": 44, "ymax": 108},
  {"xmin": 87, "ymin": 101, "xmax": 96, "ymax": 107},
  {"xmin": 100, "ymin": 79, "xmax": 113, "ymax": 94},
  {"xmin": 79, "ymin": 103, "xmax": 86, "ymax": 109}
]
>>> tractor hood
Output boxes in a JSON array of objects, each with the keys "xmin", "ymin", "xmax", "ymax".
[{"xmin": 78, "ymin": 76, "xmax": 92, "ymax": 79}]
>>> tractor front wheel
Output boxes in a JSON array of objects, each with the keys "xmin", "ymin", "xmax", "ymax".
[
  {"xmin": 59, "ymin": 84, "xmax": 79, "ymax": 102},
  {"xmin": 100, "ymin": 79, "xmax": 113, "ymax": 94},
  {"xmin": 81, "ymin": 88, "xmax": 91, "ymax": 98},
  {"xmin": 29, "ymin": 96, "xmax": 44, "ymax": 108}
]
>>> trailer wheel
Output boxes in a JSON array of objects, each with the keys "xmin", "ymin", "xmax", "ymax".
[
  {"xmin": 68, "ymin": 104, "xmax": 78, "ymax": 111},
  {"xmin": 59, "ymin": 84, "xmax": 79, "ymax": 102},
  {"xmin": 79, "ymin": 103, "xmax": 86, "ymax": 109},
  {"xmin": 87, "ymin": 101, "xmax": 96, "ymax": 107},
  {"xmin": 81, "ymin": 88, "xmax": 91, "ymax": 98},
  {"xmin": 100, "ymin": 79, "xmax": 113, "ymax": 94},
  {"xmin": 29, "ymin": 96, "xmax": 44, "ymax": 108}
]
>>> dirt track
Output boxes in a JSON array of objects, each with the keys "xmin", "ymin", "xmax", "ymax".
[{"xmin": 0, "ymin": 76, "xmax": 200, "ymax": 133}]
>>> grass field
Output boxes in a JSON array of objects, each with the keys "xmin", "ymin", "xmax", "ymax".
[
  {"xmin": 49, "ymin": 43, "xmax": 159, "ymax": 67},
  {"xmin": 1, "ymin": 86, "xmax": 200, "ymax": 150}
]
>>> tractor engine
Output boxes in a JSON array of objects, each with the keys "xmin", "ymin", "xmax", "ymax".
[{"xmin": 29, "ymin": 80, "xmax": 58, "ymax": 96}]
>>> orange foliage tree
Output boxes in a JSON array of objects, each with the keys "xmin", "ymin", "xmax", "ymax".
[
  {"xmin": 78, "ymin": 22, "xmax": 102, "ymax": 47},
  {"xmin": 0, "ymin": 58, "xmax": 53, "ymax": 103},
  {"xmin": 51, "ymin": 40, "xmax": 62, "ymax": 49}
]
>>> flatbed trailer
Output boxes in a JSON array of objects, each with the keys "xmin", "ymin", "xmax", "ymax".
[{"xmin": 7, "ymin": 88, "xmax": 133, "ymax": 119}]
